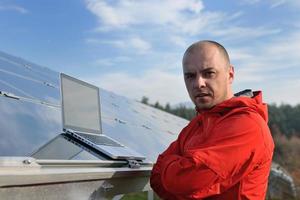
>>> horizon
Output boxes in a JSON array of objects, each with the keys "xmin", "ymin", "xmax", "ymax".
[{"xmin": 1, "ymin": 0, "xmax": 299, "ymax": 106}]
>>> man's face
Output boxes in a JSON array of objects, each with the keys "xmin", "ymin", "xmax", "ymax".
[{"xmin": 182, "ymin": 45, "xmax": 234, "ymax": 111}]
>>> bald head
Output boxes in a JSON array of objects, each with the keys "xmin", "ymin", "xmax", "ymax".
[
  {"xmin": 183, "ymin": 40, "xmax": 231, "ymax": 68},
  {"xmin": 182, "ymin": 40, "xmax": 234, "ymax": 111}
]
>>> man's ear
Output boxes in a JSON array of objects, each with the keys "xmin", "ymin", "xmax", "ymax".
[{"xmin": 229, "ymin": 65, "xmax": 234, "ymax": 84}]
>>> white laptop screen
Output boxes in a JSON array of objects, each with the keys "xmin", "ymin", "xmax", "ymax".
[{"xmin": 60, "ymin": 73, "xmax": 102, "ymax": 134}]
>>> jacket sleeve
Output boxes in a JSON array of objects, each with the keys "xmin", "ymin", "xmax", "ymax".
[
  {"xmin": 152, "ymin": 114, "xmax": 269, "ymax": 199},
  {"xmin": 150, "ymin": 139, "xmax": 180, "ymax": 199}
]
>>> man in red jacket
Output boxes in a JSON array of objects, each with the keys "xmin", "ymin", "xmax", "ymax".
[{"xmin": 150, "ymin": 40, "xmax": 274, "ymax": 200}]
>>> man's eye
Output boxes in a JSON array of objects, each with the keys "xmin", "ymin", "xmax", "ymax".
[
  {"xmin": 204, "ymin": 71, "xmax": 215, "ymax": 78},
  {"xmin": 185, "ymin": 74, "xmax": 195, "ymax": 79}
]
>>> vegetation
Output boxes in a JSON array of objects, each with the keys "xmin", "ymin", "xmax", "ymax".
[
  {"xmin": 140, "ymin": 97, "xmax": 300, "ymax": 197},
  {"xmin": 121, "ymin": 191, "xmax": 160, "ymax": 200},
  {"xmin": 142, "ymin": 97, "xmax": 300, "ymax": 138},
  {"xmin": 268, "ymin": 104, "xmax": 300, "ymax": 138},
  {"xmin": 140, "ymin": 96, "xmax": 197, "ymax": 120},
  {"xmin": 122, "ymin": 98, "xmax": 300, "ymax": 199}
]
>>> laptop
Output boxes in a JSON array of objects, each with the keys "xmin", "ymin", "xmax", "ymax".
[{"xmin": 60, "ymin": 73, "xmax": 145, "ymax": 160}]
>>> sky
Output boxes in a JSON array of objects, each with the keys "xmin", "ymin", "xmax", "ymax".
[{"xmin": 0, "ymin": 0, "xmax": 300, "ymax": 106}]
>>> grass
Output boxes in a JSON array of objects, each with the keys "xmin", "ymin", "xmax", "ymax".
[{"xmin": 121, "ymin": 192, "xmax": 161, "ymax": 200}]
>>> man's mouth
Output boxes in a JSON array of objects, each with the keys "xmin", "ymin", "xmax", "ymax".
[{"xmin": 195, "ymin": 93, "xmax": 211, "ymax": 98}]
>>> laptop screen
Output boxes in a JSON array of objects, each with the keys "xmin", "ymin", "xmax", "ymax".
[{"xmin": 60, "ymin": 73, "xmax": 102, "ymax": 135}]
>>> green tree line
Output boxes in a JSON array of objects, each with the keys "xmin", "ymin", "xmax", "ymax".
[
  {"xmin": 140, "ymin": 96, "xmax": 300, "ymax": 197},
  {"xmin": 141, "ymin": 96, "xmax": 300, "ymax": 138}
]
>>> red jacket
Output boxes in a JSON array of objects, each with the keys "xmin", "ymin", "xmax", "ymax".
[{"xmin": 150, "ymin": 91, "xmax": 274, "ymax": 200}]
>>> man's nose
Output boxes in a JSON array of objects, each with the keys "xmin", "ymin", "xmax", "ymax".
[{"xmin": 195, "ymin": 75, "xmax": 206, "ymax": 88}]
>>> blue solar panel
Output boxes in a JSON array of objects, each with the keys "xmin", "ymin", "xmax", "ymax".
[{"xmin": 0, "ymin": 51, "xmax": 189, "ymax": 162}]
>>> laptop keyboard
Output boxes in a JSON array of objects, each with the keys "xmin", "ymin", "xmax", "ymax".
[{"xmin": 77, "ymin": 133, "xmax": 123, "ymax": 147}]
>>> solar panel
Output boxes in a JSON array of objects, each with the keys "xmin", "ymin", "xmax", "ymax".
[{"xmin": 0, "ymin": 51, "xmax": 189, "ymax": 162}]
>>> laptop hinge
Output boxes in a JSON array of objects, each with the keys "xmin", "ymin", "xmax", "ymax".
[
  {"xmin": 127, "ymin": 159, "xmax": 140, "ymax": 169},
  {"xmin": 64, "ymin": 128, "xmax": 75, "ymax": 134}
]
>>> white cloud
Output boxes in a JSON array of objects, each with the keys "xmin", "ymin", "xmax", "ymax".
[
  {"xmin": 83, "ymin": 0, "xmax": 299, "ymax": 106},
  {"xmin": 94, "ymin": 56, "xmax": 131, "ymax": 67},
  {"xmin": 115, "ymin": 56, "xmax": 131, "ymax": 62},
  {"xmin": 85, "ymin": 0, "xmax": 204, "ymax": 30},
  {"xmin": 85, "ymin": 0, "xmax": 133, "ymax": 29},
  {"xmin": 85, "ymin": 0, "xmax": 240, "ymax": 37},
  {"xmin": 88, "ymin": 69, "xmax": 189, "ymax": 105},
  {"xmin": 170, "ymin": 35, "xmax": 187, "ymax": 48},
  {"xmin": 233, "ymin": 29, "xmax": 300, "ymax": 72},
  {"xmin": 234, "ymin": 67, "xmax": 266, "ymax": 83},
  {"xmin": 0, "ymin": 4, "xmax": 28, "ymax": 14},
  {"xmin": 94, "ymin": 58, "xmax": 114, "ymax": 66},
  {"xmin": 270, "ymin": 0, "xmax": 286, "ymax": 8},
  {"xmin": 178, "ymin": 11, "xmax": 224, "ymax": 36},
  {"xmin": 229, "ymin": 49, "xmax": 255, "ymax": 61},
  {"xmin": 228, "ymin": 29, "xmax": 300, "ymax": 105},
  {"xmin": 241, "ymin": 0, "xmax": 300, "ymax": 8},
  {"xmin": 265, "ymin": 33, "xmax": 300, "ymax": 66},
  {"xmin": 227, "ymin": 11, "xmax": 244, "ymax": 20},
  {"xmin": 290, "ymin": 0, "xmax": 300, "ymax": 7},
  {"xmin": 85, "ymin": 26, "xmax": 300, "ymax": 106},
  {"xmin": 265, "ymin": 79, "xmax": 300, "ymax": 105},
  {"xmin": 128, "ymin": 37, "xmax": 151, "ymax": 53},
  {"xmin": 85, "ymin": 0, "xmax": 281, "ymax": 41},
  {"xmin": 153, "ymin": 52, "xmax": 183, "ymax": 70},
  {"xmin": 241, "ymin": 0, "xmax": 261, "ymax": 4},
  {"xmin": 86, "ymin": 36, "xmax": 151, "ymax": 54},
  {"xmin": 85, "ymin": 38, "xmax": 102, "ymax": 44},
  {"xmin": 212, "ymin": 26, "xmax": 281, "ymax": 40}
]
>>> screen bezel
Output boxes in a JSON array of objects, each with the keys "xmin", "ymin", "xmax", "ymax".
[{"xmin": 60, "ymin": 73, "xmax": 102, "ymax": 135}]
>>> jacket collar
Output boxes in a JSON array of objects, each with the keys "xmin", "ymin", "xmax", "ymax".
[{"xmin": 195, "ymin": 90, "xmax": 268, "ymax": 122}]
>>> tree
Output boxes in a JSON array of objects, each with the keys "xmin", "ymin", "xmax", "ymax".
[
  {"xmin": 141, "ymin": 96, "xmax": 149, "ymax": 105},
  {"xmin": 165, "ymin": 103, "xmax": 171, "ymax": 112},
  {"xmin": 154, "ymin": 101, "xmax": 164, "ymax": 110}
]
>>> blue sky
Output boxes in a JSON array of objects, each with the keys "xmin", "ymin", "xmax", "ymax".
[{"xmin": 0, "ymin": 0, "xmax": 300, "ymax": 106}]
